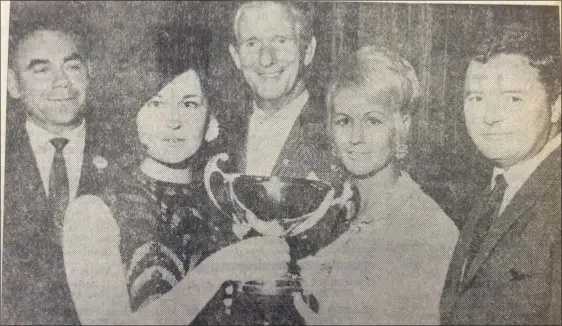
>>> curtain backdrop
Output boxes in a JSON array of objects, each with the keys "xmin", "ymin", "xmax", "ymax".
[{"xmin": 7, "ymin": 1, "xmax": 560, "ymax": 226}]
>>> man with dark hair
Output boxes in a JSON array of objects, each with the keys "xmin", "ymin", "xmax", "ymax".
[
  {"xmin": 2, "ymin": 17, "xmax": 120, "ymax": 325},
  {"xmin": 440, "ymin": 22, "xmax": 561, "ymax": 325}
]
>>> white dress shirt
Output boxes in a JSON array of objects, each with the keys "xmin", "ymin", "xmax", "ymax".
[
  {"xmin": 26, "ymin": 119, "xmax": 87, "ymax": 201},
  {"xmin": 245, "ymin": 90, "xmax": 309, "ymax": 176},
  {"xmin": 492, "ymin": 133, "xmax": 561, "ymax": 214}
]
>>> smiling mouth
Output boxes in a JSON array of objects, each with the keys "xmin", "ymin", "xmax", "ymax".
[
  {"xmin": 259, "ymin": 71, "xmax": 282, "ymax": 78},
  {"xmin": 162, "ymin": 138, "xmax": 186, "ymax": 143},
  {"xmin": 346, "ymin": 151, "xmax": 372, "ymax": 157},
  {"xmin": 483, "ymin": 133, "xmax": 512, "ymax": 137},
  {"xmin": 48, "ymin": 98, "xmax": 76, "ymax": 102}
]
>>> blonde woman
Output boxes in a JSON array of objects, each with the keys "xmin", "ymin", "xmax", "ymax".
[{"xmin": 294, "ymin": 47, "xmax": 459, "ymax": 324}]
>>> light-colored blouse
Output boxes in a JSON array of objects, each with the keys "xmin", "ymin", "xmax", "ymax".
[{"xmin": 298, "ymin": 171, "xmax": 459, "ymax": 325}]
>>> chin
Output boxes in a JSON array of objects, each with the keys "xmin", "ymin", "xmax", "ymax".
[
  {"xmin": 343, "ymin": 162, "xmax": 375, "ymax": 177},
  {"xmin": 477, "ymin": 145, "xmax": 519, "ymax": 163},
  {"xmin": 256, "ymin": 89, "xmax": 286, "ymax": 100},
  {"xmin": 151, "ymin": 152, "xmax": 193, "ymax": 165}
]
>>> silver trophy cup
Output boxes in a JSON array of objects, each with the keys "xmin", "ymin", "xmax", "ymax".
[{"xmin": 204, "ymin": 153, "xmax": 358, "ymax": 295}]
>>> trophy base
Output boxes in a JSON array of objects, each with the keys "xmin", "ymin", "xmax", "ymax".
[
  {"xmin": 192, "ymin": 280, "xmax": 306, "ymax": 325},
  {"xmin": 240, "ymin": 277, "xmax": 301, "ymax": 296}
]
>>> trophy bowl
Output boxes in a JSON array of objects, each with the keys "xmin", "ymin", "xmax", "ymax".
[
  {"xmin": 204, "ymin": 153, "xmax": 359, "ymax": 324},
  {"xmin": 205, "ymin": 153, "xmax": 358, "ymax": 239}
]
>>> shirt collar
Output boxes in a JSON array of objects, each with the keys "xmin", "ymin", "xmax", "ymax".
[
  {"xmin": 26, "ymin": 118, "xmax": 87, "ymax": 149},
  {"xmin": 492, "ymin": 133, "xmax": 561, "ymax": 188},
  {"xmin": 251, "ymin": 89, "xmax": 309, "ymax": 120}
]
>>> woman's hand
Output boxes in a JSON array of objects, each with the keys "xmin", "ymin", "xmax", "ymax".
[
  {"xmin": 196, "ymin": 236, "xmax": 291, "ymax": 285},
  {"xmin": 293, "ymin": 292, "xmax": 327, "ymax": 325},
  {"xmin": 292, "ymin": 255, "xmax": 330, "ymax": 324}
]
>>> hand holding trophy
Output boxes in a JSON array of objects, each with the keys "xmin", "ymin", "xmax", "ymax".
[{"xmin": 204, "ymin": 153, "xmax": 359, "ymax": 297}]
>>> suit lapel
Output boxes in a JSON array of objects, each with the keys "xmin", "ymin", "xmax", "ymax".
[
  {"xmin": 19, "ymin": 132, "xmax": 49, "ymax": 205},
  {"xmin": 441, "ymin": 189, "xmax": 489, "ymax": 316},
  {"xmin": 229, "ymin": 100, "xmax": 251, "ymax": 174},
  {"xmin": 462, "ymin": 146, "xmax": 562, "ymax": 287},
  {"xmin": 271, "ymin": 97, "xmax": 324, "ymax": 178},
  {"xmin": 76, "ymin": 124, "xmax": 104, "ymax": 197},
  {"xmin": 271, "ymin": 112, "xmax": 305, "ymax": 177},
  {"xmin": 4, "ymin": 124, "xmax": 55, "ymax": 246}
]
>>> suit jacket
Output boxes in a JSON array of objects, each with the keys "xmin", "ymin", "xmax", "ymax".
[
  {"xmin": 211, "ymin": 92, "xmax": 342, "ymax": 325},
  {"xmin": 1, "ymin": 115, "xmax": 121, "ymax": 325},
  {"xmin": 220, "ymin": 92, "xmax": 337, "ymax": 183},
  {"xmin": 440, "ymin": 146, "xmax": 562, "ymax": 325}
]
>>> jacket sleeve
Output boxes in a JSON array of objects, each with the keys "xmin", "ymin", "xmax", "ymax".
[{"xmin": 548, "ymin": 231, "xmax": 561, "ymax": 325}]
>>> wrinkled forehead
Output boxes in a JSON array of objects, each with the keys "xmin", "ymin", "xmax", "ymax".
[
  {"xmin": 465, "ymin": 53, "xmax": 542, "ymax": 92},
  {"xmin": 236, "ymin": 2, "xmax": 297, "ymax": 41},
  {"xmin": 15, "ymin": 30, "xmax": 83, "ymax": 67}
]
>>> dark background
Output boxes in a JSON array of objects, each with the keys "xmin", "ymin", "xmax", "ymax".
[{"xmin": 7, "ymin": 1, "xmax": 560, "ymax": 225}]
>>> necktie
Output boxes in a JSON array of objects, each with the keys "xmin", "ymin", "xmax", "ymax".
[
  {"xmin": 464, "ymin": 174, "xmax": 508, "ymax": 274},
  {"xmin": 49, "ymin": 137, "xmax": 69, "ymax": 230}
]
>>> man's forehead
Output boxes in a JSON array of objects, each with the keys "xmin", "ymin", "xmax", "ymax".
[
  {"xmin": 16, "ymin": 30, "xmax": 81, "ymax": 63},
  {"xmin": 237, "ymin": 3, "xmax": 296, "ymax": 40},
  {"xmin": 465, "ymin": 54, "xmax": 540, "ymax": 90}
]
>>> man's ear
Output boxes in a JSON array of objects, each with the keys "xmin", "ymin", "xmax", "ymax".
[
  {"xmin": 7, "ymin": 68, "xmax": 21, "ymax": 99},
  {"xmin": 401, "ymin": 114, "xmax": 412, "ymax": 143},
  {"xmin": 229, "ymin": 44, "xmax": 242, "ymax": 70},
  {"xmin": 87, "ymin": 60, "xmax": 94, "ymax": 78},
  {"xmin": 402, "ymin": 114, "xmax": 412, "ymax": 135},
  {"xmin": 303, "ymin": 36, "xmax": 317, "ymax": 67},
  {"xmin": 550, "ymin": 93, "xmax": 561, "ymax": 124}
]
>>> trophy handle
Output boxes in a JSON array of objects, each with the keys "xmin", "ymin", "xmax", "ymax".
[
  {"xmin": 204, "ymin": 153, "xmax": 234, "ymax": 216},
  {"xmin": 284, "ymin": 181, "xmax": 354, "ymax": 237},
  {"xmin": 284, "ymin": 187, "xmax": 335, "ymax": 237},
  {"xmin": 331, "ymin": 180, "xmax": 354, "ymax": 207}
]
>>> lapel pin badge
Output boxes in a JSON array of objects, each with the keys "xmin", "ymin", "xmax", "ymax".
[
  {"xmin": 306, "ymin": 171, "xmax": 320, "ymax": 181},
  {"xmin": 93, "ymin": 155, "xmax": 108, "ymax": 171}
]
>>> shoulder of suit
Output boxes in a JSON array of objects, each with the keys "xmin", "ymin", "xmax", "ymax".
[
  {"xmin": 5, "ymin": 117, "xmax": 28, "ymax": 154},
  {"xmin": 300, "ymin": 93, "xmax": 327, "ymax": 124}
]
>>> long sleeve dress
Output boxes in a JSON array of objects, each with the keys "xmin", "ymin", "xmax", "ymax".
[
  {"xmin": 298, "ymin": 172, "xmax": 459, "ymax": 325},
  {"xmin": 63, "ymin": 167, "xmax": 237, "ymax": 324}
]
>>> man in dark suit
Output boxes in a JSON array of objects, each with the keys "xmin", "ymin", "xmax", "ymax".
[
  {"xmin": 2, "ymin": 20, "xmax": 120, "ymax": 324},
  {"xmin": 440, "ymin": 22, "xmax": 561, "ymax": 325},
  {"xmin": 225, "ymin": 1, "xmax": 333, "ymax": 182},
  {"xmin": 207, "ymin": 2, "xmax": 338, "ymax": 324}
]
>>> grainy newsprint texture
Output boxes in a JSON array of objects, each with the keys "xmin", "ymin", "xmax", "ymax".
[{"xmin": 1, "ymin": 1, "xmax": 561, "ymax": 325}]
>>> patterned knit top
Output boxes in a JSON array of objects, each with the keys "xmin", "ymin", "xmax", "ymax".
[{"xmin": 102, "ymin": 168, "xmax": 234, "ymax": 311}]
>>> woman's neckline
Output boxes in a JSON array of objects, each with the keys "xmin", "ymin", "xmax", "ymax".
[
  {"xmin": 140, "ymin": 157, "xmax": 193, "ymax": 184},
  {"xmin": 353, "ymin": 164, "xmax": 399, "ymax": 203}
]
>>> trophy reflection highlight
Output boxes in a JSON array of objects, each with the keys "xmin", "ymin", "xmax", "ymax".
[{"xmin": 204, "ymin": 153, "xmax": 358, "ymax": 296}]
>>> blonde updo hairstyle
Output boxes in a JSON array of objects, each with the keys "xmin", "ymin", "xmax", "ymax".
[{"xmin": 325, "ymin": 46, "xmax": 421, "ymax": 148}]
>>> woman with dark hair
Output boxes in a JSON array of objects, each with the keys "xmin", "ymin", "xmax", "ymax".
[
  {"xmin": 293, "ymin": 46, "xmax": 459, "ymax": 324},
  {"xmin": 62, "ymin": 25, "xmax": 290, "ymax": 324}
]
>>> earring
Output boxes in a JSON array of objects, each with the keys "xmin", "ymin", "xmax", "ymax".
[
  {"xmin": 204, "ymin": 115, "xmax": 220, "ymax": 142},
  {"xmin": 331, "ymin": 145, "xmax": 338, "ymax": 158},
  {"xmin": 396, "ymin": 143, "xmax": 408, "ymax": 160}
]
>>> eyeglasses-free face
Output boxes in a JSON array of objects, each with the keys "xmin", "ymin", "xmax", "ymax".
[{"xmin": 137, "ymin": 69, "xmax": 208, "ymax": 164}]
